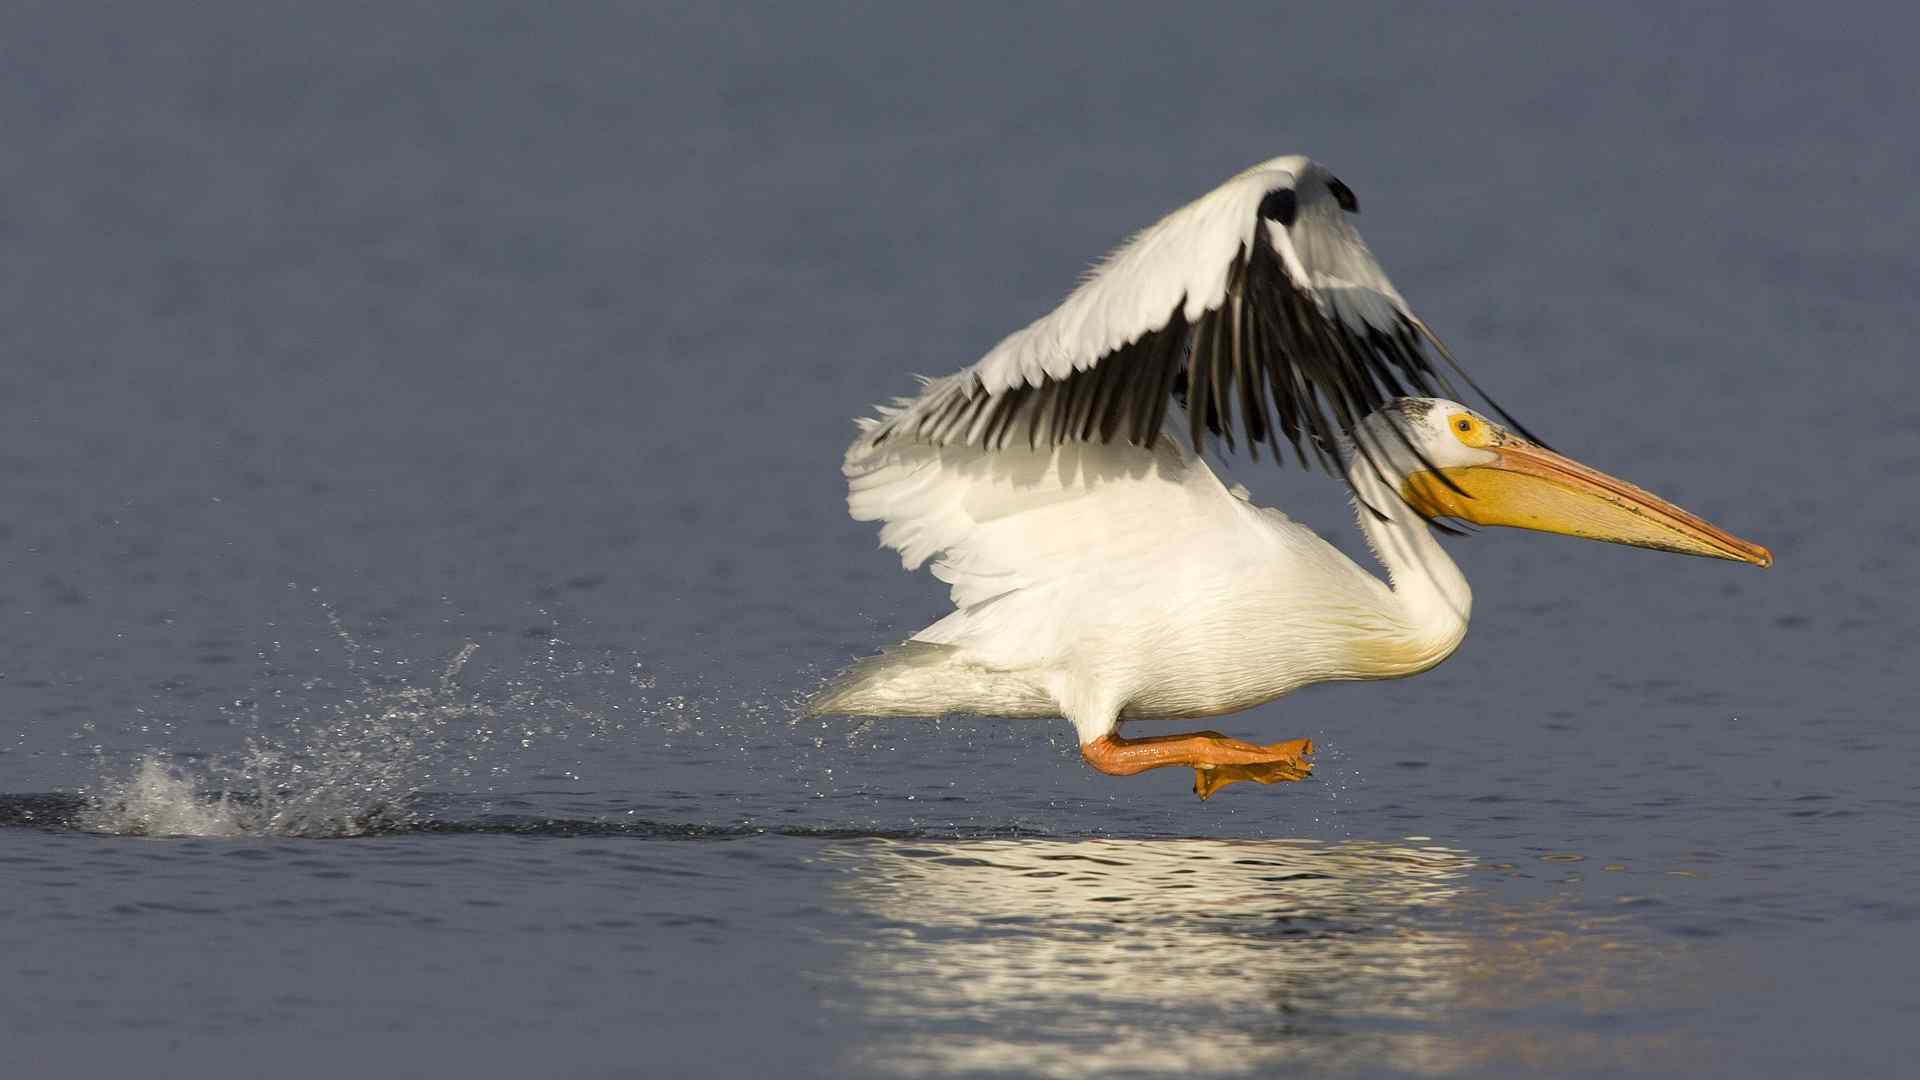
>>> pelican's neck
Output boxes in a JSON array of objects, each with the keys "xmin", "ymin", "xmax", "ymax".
[{"xmin": 1348, "ymin": 457, "xmax": 1472, "ymax": 655}]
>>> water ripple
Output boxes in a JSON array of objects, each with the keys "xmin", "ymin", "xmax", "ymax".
[{"xmin": 0, "ymin": 789, "xmax": 1051, "ymax": 842}]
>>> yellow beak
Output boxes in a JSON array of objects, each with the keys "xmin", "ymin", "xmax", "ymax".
[{"xmin": 1402, "ymin": 442, "xmax": 1773, "ymax": 567}]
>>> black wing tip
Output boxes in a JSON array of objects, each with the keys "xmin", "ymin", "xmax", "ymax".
[
  {"xmin": 1257, "ymin": 188, "xmax": 1298, "ymax": 227},
  {"xmin": 1326, "ymin": 176, "xmax": 1358, "ymax": 213}
]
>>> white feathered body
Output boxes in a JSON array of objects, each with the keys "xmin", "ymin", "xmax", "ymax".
[{"xmin": 820, "ymin": 425, "xmax": 1469, "ymax": 742}]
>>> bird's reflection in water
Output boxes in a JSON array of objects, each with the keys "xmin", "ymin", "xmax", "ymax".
[{"xmin": 824, "ymin": 837, "xmax": 1696, "ymax": 1078}]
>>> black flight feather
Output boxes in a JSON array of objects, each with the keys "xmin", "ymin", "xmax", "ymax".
[{"xmin": 866, "ymin": 175, "xmax": 1534, "ymax": 520}]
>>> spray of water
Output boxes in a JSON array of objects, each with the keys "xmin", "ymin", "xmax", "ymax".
[{"xmin": 79, "ymin": 600, "xmax": 642, "ymax": 838}]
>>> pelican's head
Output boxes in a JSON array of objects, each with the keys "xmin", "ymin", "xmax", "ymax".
[{"xmin": 1355, "ymin": 398, "xmax": 1772, "ymax": 567}]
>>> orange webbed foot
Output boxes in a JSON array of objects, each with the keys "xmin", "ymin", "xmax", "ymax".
[{"xmin": 1192, "ymin": 738, "xmax": 1314, "ymax": 800}]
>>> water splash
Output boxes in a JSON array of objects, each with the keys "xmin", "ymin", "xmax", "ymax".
[
  {"xmin": 78, "ymin": 602, "xmax": 643, "ymax": 838},
  {"xmin": 81, "ymin": 639, "xmax": 487, "ymax": 837},
  {"xmin": 79, "ymin": 758, "xmax": 253, "ymax": 838}
]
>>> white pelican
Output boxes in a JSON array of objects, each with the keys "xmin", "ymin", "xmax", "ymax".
[{"xmin": 813, "ymin": 155, "xmax": 1771, "ymax": 798}]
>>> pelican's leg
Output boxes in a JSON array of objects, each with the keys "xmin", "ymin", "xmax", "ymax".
[{"xmin": 1080, "ymin": 732, "xmax": 1314, "ymax": 800}]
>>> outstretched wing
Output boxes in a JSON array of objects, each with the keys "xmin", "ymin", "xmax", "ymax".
[{"xmin": 864, "ymin": 155, "xmax": 1530, "ymax": 473}]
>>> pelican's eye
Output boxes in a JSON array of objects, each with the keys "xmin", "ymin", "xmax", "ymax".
[{"xmin": 1448, "ymin": 412, "xmax": 1492, "ymax": 448}]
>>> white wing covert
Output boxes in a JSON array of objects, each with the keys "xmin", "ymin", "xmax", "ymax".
[{"xmin": 861, "ymin": 155, "xmax": 1531, "ymax": 475}]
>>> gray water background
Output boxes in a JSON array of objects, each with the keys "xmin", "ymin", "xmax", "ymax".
[{"xmin": 2, "ymin": 3, "xmax": 1917, "ymax": 1077}]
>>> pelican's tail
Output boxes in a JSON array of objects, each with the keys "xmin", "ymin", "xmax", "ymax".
[{"xmin": 806, "ymin": 642, "xmax": 1052, "ymax": 719}]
